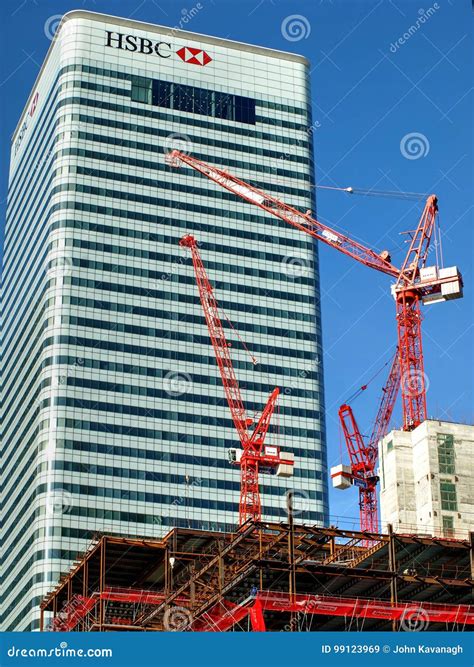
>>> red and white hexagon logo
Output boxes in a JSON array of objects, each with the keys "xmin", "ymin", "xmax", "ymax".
[{"xmin": 176, "ymin": 46, "xmax": 212, "ymax": 66}]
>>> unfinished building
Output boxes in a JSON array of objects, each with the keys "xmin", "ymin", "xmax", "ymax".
[
  {"xmin": 40, "ymin": 520, "xmax": 473, "ymax": 632},
  {"xmin": 379, "ymin": 420, "xmax": 474, "ymax": 538}
]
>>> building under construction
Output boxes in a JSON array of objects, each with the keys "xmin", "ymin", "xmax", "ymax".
[{"xmin": 40, "ymin": 520, "xmax": 474, "ymax": 632}]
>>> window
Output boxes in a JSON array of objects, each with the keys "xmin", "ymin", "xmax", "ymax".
[
  {"xmin": 442, "ymin": 515, "xmax": 454, "ymax": 538},
  {"xmin": 152, "ymin": 80, "xmax": 171, "ymax": 107},
  {"xmin": 235, "ymin": 95, "xmax": 256, "ymax": 124},
  {"xmin": 440, "ymin": 479, "xmax": 457, "ymax": 511},
  {"xmin": 194, "ymin": 88, "xmax": 213, "ymax": 115},
  {"xmin": 130, "ymin": 76, "xmax": 152, "ymax": 104},
  {"xmin": 130, "ymin": 75, "xmax": 256, "ymax": 124},
  {"xmin": 173, "ymin": 84, "xmax": 194, "ymax": 112},
  {"xmin": 386, "ymin": 440, "xmax": 393, "ymax": 452},
  {"xmin": 214, "ymin": 92, "xmax": 233, "ymax": 120},
  {"xmin": 437, "ymin": 433, "xmax": 455, "ymax": 474}
]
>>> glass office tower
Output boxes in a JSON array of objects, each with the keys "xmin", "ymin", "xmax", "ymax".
[{"xmin": 1, "ymin": 11, "xmax": 328, "ymax": 630}]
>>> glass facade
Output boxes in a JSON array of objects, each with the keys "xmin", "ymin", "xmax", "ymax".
[{"xmin": 1, "ymin": 11, "xmax": 327, "ymax": 630}]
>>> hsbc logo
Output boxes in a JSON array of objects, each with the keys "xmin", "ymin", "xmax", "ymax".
[
  {"xmin": 14, "ymin": 91, "xmax": 39, "ymax": 156},
  {"xmin": 105, "ymin": 31, "xmax": 212, "ymax": 66},
  {"xmin": 106, "ymin": 31, "xmax": 171, "ymax": 57},
  {"xmin": 177, "ymin": 46, "xmax": 212, "ymax": 66}
]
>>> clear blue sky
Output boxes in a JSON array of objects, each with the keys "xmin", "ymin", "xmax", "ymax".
[{"xmin": 1, "ymin": 0, "xmax": 472, "ymax": 528}]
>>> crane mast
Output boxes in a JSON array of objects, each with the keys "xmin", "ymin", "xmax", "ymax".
[
  {"xmin": 179, "ymin": 235, "xmax": 294, "ymax": 526},
  {"xmin": 369, "ymin": 349, "xmax": 402, "ymax": 454},
  {"xmin": 167, "ymin": 151, "xmax": 462, "ymax": 432},
  {"xmin": 334, "ymin": 351, "xmax": 401, "ymax": 533},
  {"xmin": 179, "ymin": 235, "xmax": 250, "ymax": 447}
]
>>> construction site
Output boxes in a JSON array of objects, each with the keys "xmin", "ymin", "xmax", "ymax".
[
  {"xmin": 40, "ymin": 521, "xmax": 473, "ymax": 632},
  {"xmin": 39, "ymin": 150, "xmax": 472, "ymax": 632}
]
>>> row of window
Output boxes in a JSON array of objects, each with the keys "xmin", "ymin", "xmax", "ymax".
[
  {"xmin": 57, "ymin": 437, "xmax": 324, "ymax": 470},
  {"xmin": 59, "ymin": 122, "xmax": 310, "ymax": 166},
  {"xmin": 42, "ymin": 355, "xmax": 318, "ymax": 401},
  {"xmin": 39, "ymin": 414, "xmax": 323, "ymax": 445},
  {"xmin": 437, "ymin": 433, "xmax": 455, "ymax": 474},
  {"xmin": 43, "ymin": 332, "xmax": 321, "ymax": 383},
  {"xmin": 4, "ymin": 479, "xmax": 324, "ymax": 553},
  {"xmin": 3, "ymin": 422, "xmax": 323, "ymax": 507},
  {"xmin": 54, "ymin": 310, "xmax": 315, "ymax": 349},
  {"xmin": 50, "ymin": 186, "xmax": 308, "ymax": 238},
  {"xmin": 60, "ymin": 62, "xmax": 310, "ymax": 117},
  {"xmin": 58, "ymin": 234, "xmax": 316, "ymax": 295},
  {"xmin": 60, "ymin": 259, "xmax": 316, "ymax": 308},
  {"xmin": 57, "ymin": 129, "xmax": 311, "ymax": 184},
  {"xmin": 439, "ymin": 479, "xmax": 457, "ymax": 511},
  {"xmin": 60, "ymin": 78, "xmax": 129, "ymax": 98},
  {"xmin": 40, "ymin": 397, "xmax": 322, "ymax": 438},
  {"xmin": 54, "ymin": 459, "xmax": 323, "ymax": 497},
  {"xmin": 50, "ymin": 201, "xmax": 313, "ymax": 254},
  {"xmin": 68, "ymin": 160, "xmax": 311, "ymax": 207},
  {"xmin": 42, "ymin": 374, "xmax": 319, "ymax": 421},
  {"xmin": 61, "ymin": 90, "xmax": 311, "ymax": 159},
  {"xmin": 38, "ymin": 482, "xmax": 324, "ymax": 521},
  {"xmin": 57, "ymin": 97, "xmax": 313, "ymax": 162},
  {"xmin": 2, "ymin": 294, "xmax": 49, "ymax": 428},
  {"xmin": 7, "ymin": 67, "xmax": 60, "ymax": 200},
  {"xmin": 131, "ymin": 75, "xmax": 256, "ymax": 124},
  {"xmin": 57, "ymin": 289, "xmax": 315, "ymax": 326}
]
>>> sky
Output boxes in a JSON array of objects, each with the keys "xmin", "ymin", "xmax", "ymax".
[{"xmin": 0, "ymin": 0, "xmax": 472, "ymax": 529}]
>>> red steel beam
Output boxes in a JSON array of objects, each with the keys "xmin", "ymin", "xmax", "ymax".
[{"xmin": 255, "ymin": 591, "xmax": 474, "ymax": 625}]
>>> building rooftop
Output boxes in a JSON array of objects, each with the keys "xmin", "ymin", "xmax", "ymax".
[{"xmin": 12, "ymin": 8, "xmax": 308, "ymax": 141}]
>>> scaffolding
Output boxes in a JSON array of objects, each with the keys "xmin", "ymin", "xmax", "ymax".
[{"xmin": 40, "ymin": 522, "xmax": 474, "ymax": 632}]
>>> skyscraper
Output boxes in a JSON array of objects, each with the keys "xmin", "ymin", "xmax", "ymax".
[{"xmin": 1, "ymin": 10, "xmax": 327, "ymax": 630}]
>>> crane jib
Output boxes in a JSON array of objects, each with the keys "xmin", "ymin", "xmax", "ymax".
[{"xmin": 170, "ymin": 151, "xmax": 400, "ymax": 279}]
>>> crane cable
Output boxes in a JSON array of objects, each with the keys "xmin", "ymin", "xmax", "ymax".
[
  {"xmin": 219, "ymin": 306, "xmax": 258, "ymax": 366},
  {"xmin": 218, "ymin": 304, "xmax": 282, "ymax": 439},
  {"xmin": 314, "ymin": 185, "xmax": 428, "ymax": 201},
  {"xmin": 344, "ymin": 352, "xmax": 396, "ymax": 405}
]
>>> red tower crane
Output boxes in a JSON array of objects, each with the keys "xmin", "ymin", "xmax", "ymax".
[
  {"xmin": 166, "ymin": 151, "xmax": 463, "ymax": 431},
  {"xmin": 332, "ymin": 349, "xmax": 401, "ymax": 533},
  {"xmin": 179, "ymin": 235, "xmax": 294, "ymax": 526}
]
